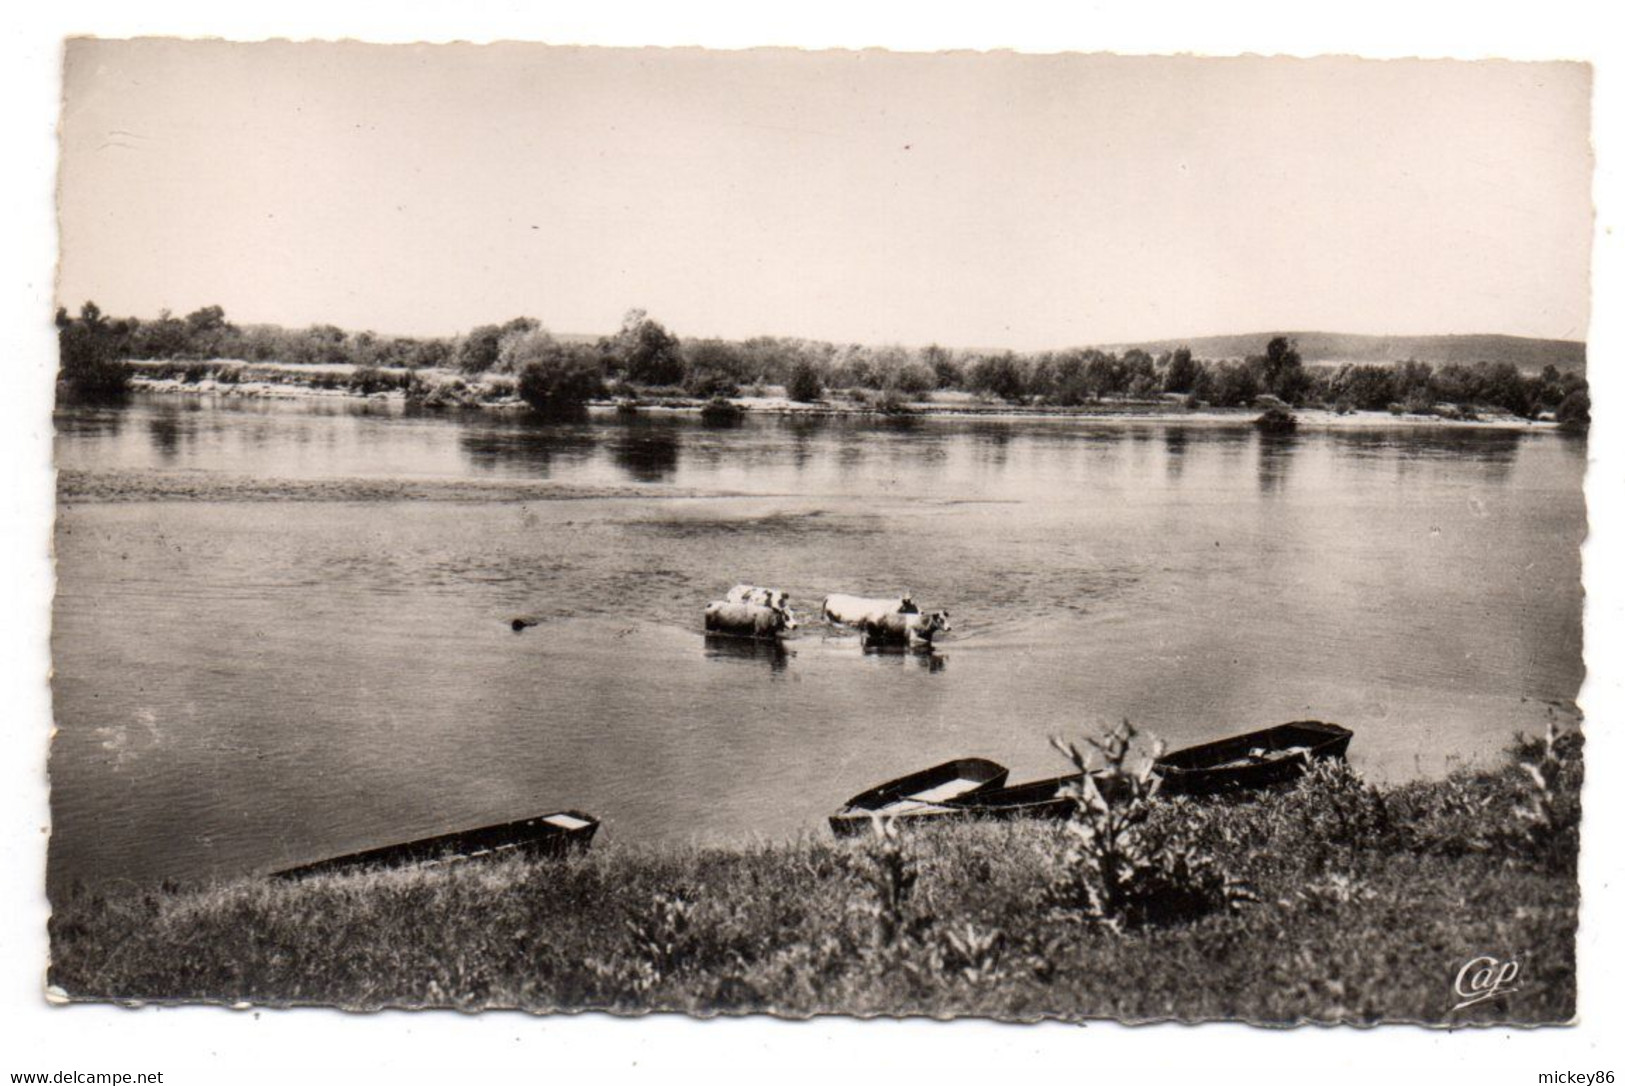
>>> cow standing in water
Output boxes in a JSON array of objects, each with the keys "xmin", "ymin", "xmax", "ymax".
[
  {"xmin": 704, "ymin": 600, "xmax": 799, "ymax": 640},
  {"xmin": 725, "ymin": 584, "xmax": 795, "ymax": 624},
  {"xmin": 821, "ymin": 593, "xmax": 917, "ymax": 628},
  {"xmin": 859, "ymin": 610, "xmax": 952, "ymax": 648}
]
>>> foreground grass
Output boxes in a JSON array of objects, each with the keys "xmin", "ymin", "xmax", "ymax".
[{"xmin": 49, "ymin": 741, "xmax": 1578, "ymax": 1024}]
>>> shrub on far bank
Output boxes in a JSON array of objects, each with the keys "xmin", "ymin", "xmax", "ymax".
[
  {"xmin": 516, "ymin": 343, "xmax": 605, "ymax": 414},
  {"xmin": 348, "ymin": 365, "xmax": 410, "ymax": 395},
  {"xmin": 967, "ymin": 352, "xmax": 1026, "ymax": 403},
  {"xmin": 56, "ymin": 304, "xmax": 131, "ymax": 402},
  {"xmin": 481, "ymin": 375, "xmax": 519, "ymax": 404},
  {"xmin": 875, "ymin": 388, "xmax": 914, "ymax": 415},
  {"xmin": 405, "ymin": 372, "xmax": 482, "ymax": 410},
  {"xmin": 787, "ymin": 361, "xmax": 823, "ymax": 403},
  {"xmin": 1556, "ymin": 389, "xmax": 1590, "ymax": 433},
  {"xmin": 1254, "ymin": 405, "xmax": 1298, "ymax": 433},
  {"xmin": 699, "ymin": 397, "xmax": 745, "ymax": 424}
]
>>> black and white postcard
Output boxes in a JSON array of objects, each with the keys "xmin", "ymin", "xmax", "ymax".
[{"xmin": 9, "ymin": 7, "xmax": 1622, "ymax": 1085}]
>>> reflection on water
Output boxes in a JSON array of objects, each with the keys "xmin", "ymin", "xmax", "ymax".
[
  {"xmin": 703, "ymin": 633, "xmax": 793, "ymax": 672},
  {"xmin": 1256, "ymin": 431, "xmax": 1298, "ymax": 495},
  {"xmin": 146, "ymin": 415, "xmax": 189, "ymax": 459},
  {"xmin": 53, "ymin": 405, "xmax": 126, "ymax": 440},
  {"xmin": 1162, "ymin": 428, "xmax": 1188, "ymax": 482},
  {"xmin": 1326, "ymin": 426, "xmax": 1526, "ymax": 463},
  {"xmin": 608, "ymin": 422, "xmax": 682, "ymax": 483},
  {"xmin": 50, "ymin": 395, "xmax": 1585, "ymax": 892},
  {"xmin": 458, "ymin": 418, "xmax": 600, "ymax": 475},
  {"xmin": 861, "ymin": 642, "xmax": 949, "ymax": 673}
]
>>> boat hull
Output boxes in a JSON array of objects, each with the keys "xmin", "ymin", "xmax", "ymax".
[
  {"xmin": 1154, "ymin": 721, "xmax": 1353, "ymax": 796},
  {"xmin": 828, "ymin": 758, "xmax": 1008, "ymax": 837},
  {"xmin": 830, "ymin": 771, "xmax": 1086, "ymax": 836},
  {"xmin": 272, "ymin": 810, "xmax": 599, "ymax": 879}
]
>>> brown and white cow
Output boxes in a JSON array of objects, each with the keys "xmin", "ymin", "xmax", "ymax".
[
  {"xmin": 725, "ymin": 584, "xmax": 793, "ymax": 617},
  {"xmin": 704, "ymin": 600, "xmax": 798, "ymax": 639},
  {"xmin": 859, "ymin": 609, "xmax": 951, "ymax": 647}
]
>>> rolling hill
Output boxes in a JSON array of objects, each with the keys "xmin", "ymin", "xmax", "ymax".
[{"xmin": 1100, "ymin": 332, "xmax": 1586, "ymax": 374}]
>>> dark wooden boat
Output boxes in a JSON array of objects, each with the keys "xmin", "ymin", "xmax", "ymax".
[
  {"xmin": 1154, "ymin": 720, "xmax": 1353, "ymax": 796},
  {"xmin": 828, "ymin": 758, "xmax": 1008, "ymax": 837},
  {"xmin": 945, "ymin": 773, "xmax": 1088, "ymax": 821},
  {"xmin": 272, "ymin": 810, "xmax": 599, "ymax": 879}
]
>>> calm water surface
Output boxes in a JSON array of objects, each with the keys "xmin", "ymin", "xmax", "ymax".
[{"xmin": 50, "ymin": 396, "xmax": 1586, "ymax": 892}]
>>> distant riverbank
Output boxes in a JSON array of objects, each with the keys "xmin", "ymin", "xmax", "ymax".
[{"xmin": 121, "ymin": 359, "xmax": 1561, "ymax": 432}]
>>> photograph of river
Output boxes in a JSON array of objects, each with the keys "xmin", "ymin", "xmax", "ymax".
[
  {"xmin": 41, "ymin": 39, "xmax": 1593, "ymax": 1028},
  {"xmin": 51, "ymin": 402, "xmax": 1585, "ymax": 891}
]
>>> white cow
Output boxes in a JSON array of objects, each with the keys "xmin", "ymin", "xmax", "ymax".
[{"xmin": 821, "ymin": 592, "xmax": 917, "ymax": 627}]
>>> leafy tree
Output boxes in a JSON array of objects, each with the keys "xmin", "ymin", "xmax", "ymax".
[
  {"xmin": 1163, "ymin": 347, "xmax": 1201, "ymax": 394},
  {"xmin": 921, "ymin": 344, "xmax": 962, "ymax": 390},
  {"xmin": 1255, "ymin": 337, "xmax": 1310, "ymax": 404},
  {"xmin": 613, "ymin": 309, "xmax": 684, "ymax": 386},
  {"xmin": 496, "ymin": 323, "xmax": 555, "ymax": 374},
  {"xmin": 496, "ymin": 327, "xmax": 556, "ymax": 374},
  {"xmin": 1430, "ymin": 363, "xmax": 1481, "ymax": 405},
  {"xmin": 1328, "ymin": 363, "xmax": 1395, "ymax": 411},
  {"xmin": 1480, "ymin": 361, "xmax": 1537, "ymax": 417},
  {"xmin": 1390, "ymin": 360, "xmax": 1434, "ymax": 406},
  {"xmin": 1208, "ymin": 361, "xmax": 1260, "ymax": 407},
  {"xmin": 829, "ymin": 344, "xmax": 878, "ymax": 390},
  {"xmin": 455, "ymin": 324, "xmax": 505, "ymax": 374},
  {"xmin": 299, "ymin": 324, "xmax": 351, "ymax": 366},
  {"xmin": 1555, "ymin": 388, "xmax": 1590, "ymax": 433},
  {"xmin": 184, "ymin": 305, "xmax": 226, "ymax": 336},
  {"xmin": 1120, "ymin": 348, "xmax": 1156, "ymax": 390},
  {"xmin": 404, "ymin": 337, "xmax": 454, "ymax": 369},
  {"xmin": 967, "ymin": 352, "xmax": 1026, "ymax": 402},
  {"xmin": 1037, "ymin": 350, "xmax": 1092, "ymax": 406},
  {"xmin": 887, "ymin": 360, "xmax": 937, "ymax": 396},
  {"xmin": 1083, "ymin": 351, "xmax": 1123, "ymax": 399},
  {"xmin": 57, "ymin": 301, "xmax": 129, "ymax": 400},
  {"xmin": 179, "ymin": 305, "xmax": 233, "ymax": 359},
  {"xmin": 682, "ymin": 340, "xmax": 745, "ymax": 398},
  {"xmin": 131, "ymin": 310, "xmax": 190, "ymax": 359}
]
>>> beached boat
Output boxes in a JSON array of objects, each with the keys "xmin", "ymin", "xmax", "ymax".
[
  {"xmin": 828, "ymin": 758, "xmax": 1008, "ymax": 837},
  {"xmin": 272, "ymin": 810, "xmax": 600, "ymax": 879},
  {"xmin": 946, "ymin": 773, "xmax": 1088, "ymax": 821},
  {"xmin": 1153, "ymin": 721, "xmax": 1353, "ymax": 796}
]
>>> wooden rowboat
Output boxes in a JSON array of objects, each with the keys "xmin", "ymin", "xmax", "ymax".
[
  {"xmin": 944, "ymin": 773, "xmax": 1088, "ymax": 821},
  {"xmin": 1154, "ymin": 720, "xmax": 1353, "ymax": 796},
  {"xmin": 830, "ymin": 771, "xmax": 1090, "ymax": 835},
  {"xmin": 828, "ymin": 758, "xmax": 1008, "ymax": 837},
  {"xmin": 272, "ymin": 810, "xmax": 599, "ymax": 879}
]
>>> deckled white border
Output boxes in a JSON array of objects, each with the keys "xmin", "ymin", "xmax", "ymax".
[{"xmin": 4, "ymin": 4, "xmax": 1619, "ymax": 1084}]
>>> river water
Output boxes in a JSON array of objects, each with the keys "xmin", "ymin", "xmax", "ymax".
[{"xmin": 49, "ymin": 395, "xmax": 1587, "ymax": 893}]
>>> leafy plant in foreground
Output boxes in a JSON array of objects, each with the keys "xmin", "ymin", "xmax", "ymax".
[
  {"xmin": 1503, "ymin": 722, "xmax": 1583, "ymax": 875},
  {"xmin": 850, "ymin": 817, "xmax": 927, "ymax": 950},
  {"xmin": 1048, "ymin": 721, "xmax": 1252, "ymax": 931}
]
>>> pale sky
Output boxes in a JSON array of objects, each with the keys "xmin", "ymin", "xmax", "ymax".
[{"xmin": 57, "ymin": 41, "xmax": 1594, "ymax": 349}]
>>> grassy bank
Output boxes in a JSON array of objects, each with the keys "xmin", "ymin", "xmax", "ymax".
[{"xmin": 49, "ymin": 730, "xmax": 1579, "ymax": 1023}]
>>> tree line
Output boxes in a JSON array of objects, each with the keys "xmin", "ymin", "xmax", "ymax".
[{"xmin": 54, "ymin": 301, "xmax": 1589, "ymax": 428}]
